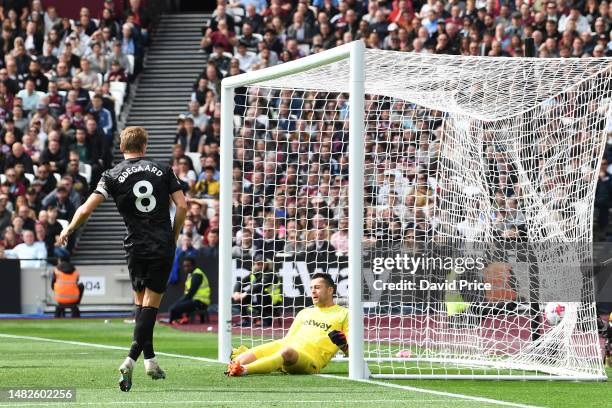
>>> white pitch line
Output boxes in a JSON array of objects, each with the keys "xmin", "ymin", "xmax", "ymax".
[
  {"xmin": 0, "ymin": 399, "xmax": 458, "ymax": 407},
  {"xmin": 0, "ymin": 333, "xmax": 543, "ymax": 408},
  {"xmin": 0, "ymin": 333, "xmax": 218, "ymax": 364},
  {"xmin": 319, "ymin": 374, "xmax": 543, "ymax": 408}
]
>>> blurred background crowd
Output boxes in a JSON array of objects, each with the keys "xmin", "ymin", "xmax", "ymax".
[
  {"xmin": 172, "ymin": 0, "xmax": 612, "ymax": 279},
  {"xmin": 0, "ymin": 0, "xmax": 147, "ymax": 266},
  {"xmin": 2, "ymin": 0, "xmax": 612, "ymax": 280}
]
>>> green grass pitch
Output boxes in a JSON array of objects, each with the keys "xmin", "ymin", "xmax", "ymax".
[{"xmin": 0, "ymin": 319, "xmax": 610, "ymax": 407}]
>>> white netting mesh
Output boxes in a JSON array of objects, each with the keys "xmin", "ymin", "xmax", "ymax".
[{"xmin": 228, "ymin": 49, "xmax": 611, "ymax": 379}]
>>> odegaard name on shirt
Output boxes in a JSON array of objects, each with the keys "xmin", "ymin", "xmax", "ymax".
[{"xmin": 118, "ymin": 164, "xmax": 163, "ymax": 183}]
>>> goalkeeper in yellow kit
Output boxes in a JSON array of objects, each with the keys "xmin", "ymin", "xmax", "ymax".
[{"xmin": 226, "ymin": 272, "xmax": 348, "ymax": 376}]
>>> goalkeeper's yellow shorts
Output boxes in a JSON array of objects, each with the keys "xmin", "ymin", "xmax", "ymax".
[{"xmin": 251, "ymin": 340, "xmax": 321, "ymax": 374}]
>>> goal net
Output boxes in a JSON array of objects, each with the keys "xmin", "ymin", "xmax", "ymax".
[{"xmin": 219, "ymin": 42, "xmax": 611, "ymax": 380}]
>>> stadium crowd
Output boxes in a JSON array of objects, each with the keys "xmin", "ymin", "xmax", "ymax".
[
  {"xmin": 0, "ymin": 0, "xmax": 148, "ymax": 267},
  {"xmin": 160, "ymin": 0, "xmax": 612, "ymax": 325},
  {"xmin": 1, "ymin": 0, "xmax": 610, "ymax": 318}
]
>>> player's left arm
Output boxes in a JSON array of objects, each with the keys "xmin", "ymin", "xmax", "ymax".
[
  {"xmin": 168, "ymin": 166, "xmax": 187, "ymax": 242},
  {"xmin": 328, "ymin": 313, "xmax": 350, "ymax": 355},
  {"xmin": 59, "ymin": 193, "xmax": 105, "ymax": 246},
  {"xmin": 171, "ymin": 189, "xmax": 187, "ymax": 242}
]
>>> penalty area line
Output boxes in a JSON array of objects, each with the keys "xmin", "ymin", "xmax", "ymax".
[{"xmin": 0, "ymin": 333, "xmax": 542, "ymax": 408}]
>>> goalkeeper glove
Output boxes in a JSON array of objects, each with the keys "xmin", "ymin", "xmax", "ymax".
[{"xmin": 328, "ymin": 330, "xmax": 347, "ymax": 348}]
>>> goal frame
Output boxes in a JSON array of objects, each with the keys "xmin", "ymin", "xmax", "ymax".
[
  {"xmin": 218, "ymin": 40, "xmax": 608, "ymax": 381},
  {"xmin": 219, "ymin": 40, "xmax": 367, "ymax": 379}
]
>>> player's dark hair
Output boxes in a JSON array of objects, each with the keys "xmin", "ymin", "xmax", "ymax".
[
  {"xmin": 311, "ymin": 273, "xmax": 336, "ymax": 294},
  {"xmin": 120, "ymin": 126, "xmax": 148, "ymax": 153},
  {"xmin": 182, "ymin": 257, "xmax": 196, "ymax": 266}
]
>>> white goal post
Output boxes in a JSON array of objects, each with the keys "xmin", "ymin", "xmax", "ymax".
[{"xmin": 218, "ymin": 40, "xmax": 611, "ymax": 381}]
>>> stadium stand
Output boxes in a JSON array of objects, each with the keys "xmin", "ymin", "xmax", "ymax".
[
  {"xmin": 5, "ymin": 0, "xmax": 612, "ymax": 315},
  {"xmin": 0, "ymin": 0, "xmax": 149, "ymax": 268},
  {"xmin": 163, "ymin": 0, "xmax": 612, "ymax": 317},
  {"xmin": 71, "ymin": 13, "xmax": 209, "ymax": 265}
]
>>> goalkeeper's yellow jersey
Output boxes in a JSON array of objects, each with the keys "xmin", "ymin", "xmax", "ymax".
[{"xmin": 283, "ymin": 304, "xmax": 349, "ymax": 369}]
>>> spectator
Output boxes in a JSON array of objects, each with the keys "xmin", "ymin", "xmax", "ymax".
[
  {"xmin": 106, "ymin": 59, "xmax": 127, "ymax": 82},
  {"xmin": 44, "ymin": 206, "xmax": 66, "ymax": 258},
  {"xmin": 33, "ymin": 163, "xmax": 56, "ymax": 196},
  {"xmin": 6, "ymin": 142, "xmax": 34, "ymax": 173},
  {"xmin": 234, "ymin": 40, "xmax": 257, "ymax": 72},
  {"xmin": 329, "ymin": 218, "xmax": 349, "ymax": 253},
  {"xmin": 232, "ymin": 252, "xmax": 280, "ymax": 327},
  {"xmin": 50, "ymin": 62, "xmax": 72, "ymax": 91},
  {"xmin": 5, "ymin": 229, "xmax": 47, "ymax": 268},
  {"xmin": 198, "ymin": 228, "xmax": 219, "ymax": 259},
  {"xmin": 1, "ymin": 226, "xmax": 21, "ymax": 249},
  {"xmin": 87, "ymin": 42, "xmax": 108, "ymax": 74},
  {"xmin": 175, "ymin": 155, "xmax": 197, "ymax": 190},
  {"xmin": 169, "ymin": 234, "xmax": 198, "ymax": 284},
  {"xmin": 16, "ymin": 79, "xmax": 43, "ymax": 114},
  {"xmin": 77, "ymin": 58, "xmax": 101, "ymax": 90},
  {"xmin": 0, "ymin": 194, "xmax": 11, "ymax": 232},
  {"xmin": 179, "ymin": 218, "xmax": 203, "ymax": 249},
  {"xmin": 33, "ymin": 106, "xmax": 56, "ymax": 141},
  {"xmin": 186, "ymin": 100, "xmax": 209, "ymax": 132},
  {"xmin": 167, "ymin": 257, "xmax": 210, "ymax": 324},
  {"xmin": 71, "ymin": 77, "xmax": 91, "ymax": 108},
  {"xmin": 232, "ymin": 227, "xmax": 256, "ymax": 259},
  {"xmin": 40, "ymin": 137, "xmax": 68, "ymax": 175},
  {"xmin": 194, "ymin": 166, "xmax": 220, "ymax": 198},
  {"xmin": 175, "ymin": 116, "xmax": 202, "ymax": 153},
  {"xmin": 3, "ymin": 167, "xmax": 26, "ymax": 203},
  {"xmin": 43, "ymin": 175, "xmax": 81, "ymax": 210},
  {"xmin": 254, "ymin": 218, "xmax": 284, "ymax": 261},
  {"xmin": 43, "ymin": 186, "xmax": 75, "ymax": 221},
  {"xmin": 51, "ymin": 257, "xmax": 84, "ymax": 318},
  {"xmin": 237, "ymin": 22, "xmax": 261, "ymax": 51},
  {"xmin": 107, "ymin": 40, "xmax": 131, "ymax": 74},
  {"xmin": 65, "ymin": 158, "xmax": 89, "ymax": 199},
  {"xmin": 201, "ymin": 19, "xmax": 236, "ymax": 53},
  {"xmin": 88, "ymin": 95, "xmax": 113, "ymax": 144}
]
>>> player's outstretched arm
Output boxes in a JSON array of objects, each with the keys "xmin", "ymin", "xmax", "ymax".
[
  {"xmin": 59, "ymin": 193, "xmax": 105, "ymax": 246},
  {"xmin": 171, "ymin": 190, "xmax": 188, "ymax": 242}
]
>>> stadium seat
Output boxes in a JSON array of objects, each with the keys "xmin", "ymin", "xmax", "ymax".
[
  {"xmin": 110, "ymin": 81, "xmax": 127, "ymax": 116},
  {"xmin": 79, "ymin": 163, "xmax": 92, "ymax": 183},
  {"xmin": 24, "ymin": 173, "xmax": 34, "ymax": 183},
  {"xmin": 126, "ymin": 55, "xmax": 135, "ymax": 76},
  {"xmin": 53, "ymin": 173, "xmax": 61, "ymax": 183},
  {"xmin": 298, "ymin": 44, "xmax": 311, "ymax": 56},
  {"xmin": 186, "ymin": 152, "xmax": 201, "ymax": 174},
  {"xmin": 110, "ymin": 81, "xmax": 127, "ymax": 96}
]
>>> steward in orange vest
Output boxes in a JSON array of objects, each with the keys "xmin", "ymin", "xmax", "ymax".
[{"xmin": 52, "ymin": 259, "xmax": 84, "ymax": 318}]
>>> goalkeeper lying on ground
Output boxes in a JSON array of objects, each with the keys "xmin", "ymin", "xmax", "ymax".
[{"xmin": 226, "ymin": 272, "xmax": 348, "ymax": 376}]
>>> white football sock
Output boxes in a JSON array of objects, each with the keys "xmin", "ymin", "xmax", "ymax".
[
  {"xmin": 144, "ymin": 357, "xmax": 158, "ymax": 369},
  {"xmin": 122, "ymin": 357, "xmax": 135, "ymax": 369}
]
